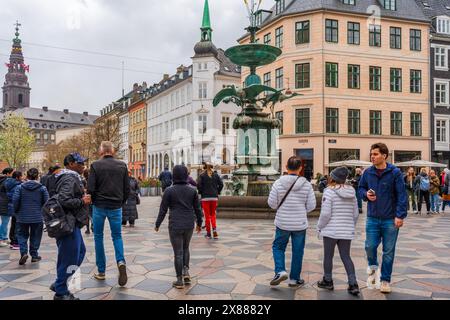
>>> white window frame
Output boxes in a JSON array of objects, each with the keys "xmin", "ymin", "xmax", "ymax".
[
  {"xmin": 198, "ymin": 115, "xmax": 207, "ymax": 134},
  {"xmin": 435, "ymin": 80, "xmax": 450, "ymax": 106},
  {"xmin": 435, "ymin": 115, "xmax": 450, "ymax": 151},
  {"xmin": 433, "ymin": 45, "xmax": 448, "ymax": 70},
  {"xmin": 437, "ymin": 17, "xmax": 450, "ymax": 35},
  {"xmin": 199, "ymin": 82, "xmax": 207, "ymax": 99}
]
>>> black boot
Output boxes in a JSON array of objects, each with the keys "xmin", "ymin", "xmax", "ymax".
[
  {"xmin": 348, "ymin": 283, "xmax": 360, "ymax": 296},
  {"xmin": 317, "ymin": 277, "xmax": 334, "ymax": 290},
  {"xmin": 173, "ymin": 276, "xmax": 184, "ymax": 289},
  {"xmin": 183, "ymin": 266, "xmax": 191, "ymax": 284}
]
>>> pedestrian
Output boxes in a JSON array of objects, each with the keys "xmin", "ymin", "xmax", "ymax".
[
  {"xmin": 415, "ymin": 167, "xmax": 431, "ymax": 215},
  {"xmin": 197, "ymin": 162, "xmax": 223, "ymax": 239},
  {"xmin": 350, "ymin": 168, "xmax": 363, "ymax": 214},
  {"xmin": 88, "ymin": 141, "xmax": 130, "ymax": 286},
  {"xmin": 0, "ymin": 168, "xmax": 14, "ymax": 247},
  {"xmin": 317, "ymin": 167, "xmax": 360, "ymax": 296},
  {"xmin": 12, "ymin": 168, "xmax": 48, "ymax": 265},
  {"xmin": 442, "ymin": 168, "xmax": 450, "ymax": 212},
  {"xmin": 155, "ymin": 165, "xmax": 203, "ymax": 289},
  {"xmin": 429, "ymin": 170, "xmax": 441, "ymax": 214},
  {"xmin": 122, "ymin": 170, "xmax": 140, "ymax": 228},
  {"xmin": 318, "ymin": 175, "xmax": 328, "ymax": 193},
  {"xmin": 358, "ymin": 143, "xmax": 407, "ymax": 294},
  {"xmin": 51, "ymin": 152, "xmax": 91, "ymax": 300},
  {"xmin": 187, "ymin": 169, "xmax": 197, "ymax": 188},
  {"xmin": 403, "ymin": 167, "xmax": 418, "ymax": 214},
  {"xmin": 41, "ymin": 165, "xmax": 61, "ymax": 198},
  {"xmin": 82, "ymin": 169, "xmax": 93, "ymax": 234},
  {"xmin": 5, "ymin": 171, "xmax": 23, "ymax": 250},
  {"xmin": 268, "ymin": 156, "xmax": 316, "ymax": 288},
  {"xmin": 159, "ymin": 166, "xmax": 173, "ymax": 193}
]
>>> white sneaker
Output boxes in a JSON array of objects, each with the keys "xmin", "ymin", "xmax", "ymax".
[
  {"xmin": 0, "ymin": 241, "xmax": 8, "ymax": 247},
  {"xmin": 367, "ymin": 267, "xmax": 381, "ymax": 289},
  {"xmin": 270, "ymin": 271, "xmax": 288, "ymax": 286},
  {"xmin": 380, "ymin": 281, "xmax": 392, "ymax": 294}
]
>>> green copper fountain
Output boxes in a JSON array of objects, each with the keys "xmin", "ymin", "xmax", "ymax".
[{"xmin": 213, "ymin": 0, "xmax": 300, "ymax": 196}]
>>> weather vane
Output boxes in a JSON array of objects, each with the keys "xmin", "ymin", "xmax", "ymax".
[{"xmin": 243, "ymin": 0, "xmax": 263, "ymax": 27}]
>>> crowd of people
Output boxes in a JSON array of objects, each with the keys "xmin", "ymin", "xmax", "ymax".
[{"xmin": 0, "ymin": 140, "xmax": 448, "ymax": 299}]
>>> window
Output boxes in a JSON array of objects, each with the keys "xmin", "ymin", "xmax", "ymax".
[
  {"xmin": 295, "ymin": 63, "xmax": 310, "ymax": 89},
  {"xmin": 384, "ymin": 0, "xmax": 397, "ymax": 11},
  {"xmin": 275, "ymin": 0, "xmax": 285, "ymax": 15},
  {"xmin": 275, "ymin": 68, "xmax": 284, "ymax": 89},
  {"xmin": 370, "ymin": 66, "xmax": 382, "ymax": 91},
  {"xmin": 370, "ymin": 111, "xmax": 382, "ymax": 135},
  {"xmin": 437, "ymin": 17, "xmax": 450, "ymax": 34},
  {"xmin": 18, "ymin": 94, "xmax": 23, "ymax": 104},
  {"xmin": 348, "ymin": 109, "xmax": 360, "ymax": 134},
  {"xmin": 390, "ymin": 27, "xmax": 402, "ymax": 49},
  {"xmin": 326, "ymin": 62, "xmax": 339, "ymax": 88},
  {"xmin": 347, "ymin": 22, "xmax": 360, "ymax": 45},
  {"xmin": 348, "ymin": 64, "xmax": 360, "ymax": 89},
  {"xmin": 222, "ymin": 116, "xmax": 230, "ymax": 135},
  {"xmin": 296, "ymin": 21, "xmax": 310, "ymax": 44},
  {"xmin": 369, "ymin": 25, "xmax": 381, "ymax": 47},
  {"xmin": 199, "ymin": 82, "xmax": 207, "ymax": 99},
  {"xmin": 198, "ymin": 115, "xmax": 207, "ymax": 134},
  {"xmin": 275, "ymin": 27, "xmax": 284, "ymax": 48},
  {"xmin": 264, "ymin": 33, "xmax": 271, "ymax": 45},
  {"xmin": 390, "ymin": 68, "xmax": 402, "ymax": 92},
  {"xmin": 276, "ymin": 111, "xmax": 284, "ymax": 135},
  {"xmin": 436, "ymin": 119, "xmax": 448, "ymax": 142},
  {"xmin": 326, "ymin": 108, "xmax": 339, "ymax": 133},
  {"xmin": 435, "ymin": 82, "xmax": 449, "ymax": 105},
  {"xmin": 410, "ymin": 29, "xmax": 421, "ymax": 51},
  {"xmin": 255, "ymin": 11, "xmax": 263, "ymax": 26},
  {"xmin": 391, "ymin": 112, "xmax": 402, "ymax": 136},
  {"xmin": 296, "ymin": 108, "xmax": 310, "ymax": 134},
  {"xmin": 411, "ymin": 113, "xmax": 422, "ymax": 136},
  {"xmin": 435, "ymin": 47, "xmax": 448, "ymax": 69},
  {"xmin": 325, "ymin": 19, "xmax": 339, "ymax": 43},
  {"xmin": 263, "ymin": 72, "xmax": 271, "ymax": 87},
  {"xmin": 343, "ymin": 0, "xmax": 355, "ymax": 4},
  {"xmin": 410, "ymin": 70, "xmax": 422, "ymax": 93}
]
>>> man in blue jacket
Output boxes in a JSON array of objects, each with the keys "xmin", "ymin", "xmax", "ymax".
[{"xmin": 358, "ymin": 143, "xmax": 407, "ymax": 294}]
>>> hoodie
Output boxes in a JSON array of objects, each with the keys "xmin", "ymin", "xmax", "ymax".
[
  {"xmin": 156, "ymin": 165, "xmax": 203, "ymax": 230},
  {"xmin": 268, "ymin": 175, "xmax": 316, "ymax": 231},
  {"xmin": 0, "ymin": 175, "xmax": 9, "ymax": 216},
  {"xmin": 13, "ymin": 180, "xmax": 49, "ymax": 224},
  {"xmin": 5, "ymin": 178, "xmax": 21, "ymax": 217},
  {"xmin": 317, "ymin": 185, "xmax": 359, "ymax": 240}
]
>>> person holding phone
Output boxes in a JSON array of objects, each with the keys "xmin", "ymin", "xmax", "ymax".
[
  {"xmin": 358, "ymin": 143, "xmax": 407, "ymax": 294},
  {"xmin": 155, "ymin": 165, "xmax": 203, "ymax": 289}
]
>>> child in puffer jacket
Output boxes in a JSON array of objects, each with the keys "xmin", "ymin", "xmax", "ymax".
[{"xmin": 317, "ymin": 167, "xmax": 360, "ymax": 296}]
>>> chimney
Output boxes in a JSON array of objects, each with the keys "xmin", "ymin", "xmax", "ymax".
[
  {"xmin": 63, "ymin": 109, "xmax": 69, "ymax": 114},
  {"xmin": 83, "ymin": 111, "xmax": 88, "ymax": 116},
  {"xmin": 163, "ymin": 74, "xmax": 170, "ymax": 81},
  {"xmin": 142, "ymin": 82, "xmax": 148, "ymax": 90},
  {"xmin": 177, "ymin": 65, "xmax": 184, "ymax": 73},
  {"xmin": 133, "ymin": 83, "xmax": 139, "ymax": 92},
  {"xmin": 42, "ymin": 106, "xmax": 48, "ymax": 112}
]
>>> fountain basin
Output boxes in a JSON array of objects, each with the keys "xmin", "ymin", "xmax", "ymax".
[{"xmin": 225, "ymin": 44, "xmax": 282, "ymax": 67}]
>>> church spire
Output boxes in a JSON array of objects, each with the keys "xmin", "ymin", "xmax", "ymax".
[{"xmin": 200, "ymin": 0, "xmax": 212, "ymax": 42}]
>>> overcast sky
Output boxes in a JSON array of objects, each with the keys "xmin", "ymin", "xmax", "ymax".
[{"xmin": 0, "ymin": 0, "xmax": 272, "ymax": 115}]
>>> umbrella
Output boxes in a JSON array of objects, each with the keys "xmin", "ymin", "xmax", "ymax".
[
  {"xmin": 394, "ymin": 160, "xmax": 447, "ymax": 168},
  {"xmin": 326, "ymin": 160, "xmax": 373, "ymax": 167}
]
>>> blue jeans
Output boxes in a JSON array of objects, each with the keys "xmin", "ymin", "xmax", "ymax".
[
  {"xmin": 365, "ymin": 217, "xmax": 399, "ymax": 283},
  {"xmin": 430, "ymin": 194, "xmax": 440, "ymax": 212},
  {"xmin": 16, "ymin": 222, "xmax": 43, "ymax": 257},
  {"xmin": 0, "ymin": 216, "xmax": 10, "ymax": 240},
  {"xmin": 272, "ymin": 227, "xmax": 306, "ymax": 281},
  {"xmin": 93, "ymin": 206, "xmax": 125, "ymax": 273},
  {"xmin": 55, "ymin": 228, "xmax": 86, "ymax": 296}
]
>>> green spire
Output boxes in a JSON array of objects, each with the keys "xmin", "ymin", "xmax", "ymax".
[{"xmin": 200, "ymin": 0, "xmax": 212, "ymax": 42}]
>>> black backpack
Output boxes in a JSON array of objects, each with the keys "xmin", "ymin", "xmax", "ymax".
[{"xmin": 41, "ymin": 195, "xmax": 76, "ymax": 239}]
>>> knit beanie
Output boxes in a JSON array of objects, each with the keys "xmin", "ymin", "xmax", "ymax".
[{"xmin": 330, "ymin": 166, "xmax": 349, "ymax": 184}]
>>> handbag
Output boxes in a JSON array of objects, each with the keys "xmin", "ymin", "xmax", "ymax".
[{"xmin": 277, "ymin": 176, "xmax": 301, "ymax": 210}]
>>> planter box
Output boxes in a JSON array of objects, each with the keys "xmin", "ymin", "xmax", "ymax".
[{"xmin": 140, "ymin": 188, "xmax": 150, "ymax": 197}]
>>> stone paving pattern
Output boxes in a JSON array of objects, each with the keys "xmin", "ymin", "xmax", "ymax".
[{"xmin": 1, "ymin": 197, "xmax": 450, "ymax": 300}]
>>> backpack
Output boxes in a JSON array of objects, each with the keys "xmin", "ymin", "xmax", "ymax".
[
  {"xmin": 41, "ymin": 195, "xmax": 76, "ymax": 239},
  {"xmin": 420, "ymin": 176, "xmax": 430, "ymax": 192}
]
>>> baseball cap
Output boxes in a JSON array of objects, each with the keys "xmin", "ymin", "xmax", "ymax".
[{"xmin": 63, "ymin": 152, "xmax": 88, "ymax": 166}]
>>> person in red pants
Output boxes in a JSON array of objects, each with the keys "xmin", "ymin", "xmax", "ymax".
[{"xmin": 197, "ymin": 163, "xmax": 223, "ymax": 239}]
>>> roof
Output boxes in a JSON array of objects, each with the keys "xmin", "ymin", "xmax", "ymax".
[
  {"xmin": 0, "ymin": 107, "xmax": 98, "ymax": 125},
  {"xmin": 241, "ymin": 0, "xmax": 429, "ymax": 40},
  {"xmin": 216, "ymin": 48, "xmax": 241, "ymax": 77},
  {"xmin": 414, "ymin": 0, "xmax": 450, "ymax": 20}
]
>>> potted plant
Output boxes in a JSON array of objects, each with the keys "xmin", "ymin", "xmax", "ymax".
[
  {"xmin": 149, "ymin": 178, "xmax": 158, "ymax": 196},
  {"xmin": 139, "ymin": 179, "xmax": 151, "ymax": 197}
]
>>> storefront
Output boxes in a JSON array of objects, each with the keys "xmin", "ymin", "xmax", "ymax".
[{"xmin": 294, "ymin": 148, "xmax": 314, "ymax": 180}]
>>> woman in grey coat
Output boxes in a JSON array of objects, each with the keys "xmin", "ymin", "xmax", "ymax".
[
  {"xmin": 317, "ymin": 167, "xmax": 360, "ymax": 296},
  {"xmin": 122, "ymin": 171, "xmax": 140, "ymax": 227}
]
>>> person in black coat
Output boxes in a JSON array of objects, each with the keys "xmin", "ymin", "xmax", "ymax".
[
  {"xmin": 155, "ymin": 165, "xmax": 202, "ymax": 289},
  {"xmin": 0, "ymin": 168, "xmax": 14, "ymax": 247},
  {"xmin": 122, "ymin": 171, "xmax": 140, "ymax": 227}
]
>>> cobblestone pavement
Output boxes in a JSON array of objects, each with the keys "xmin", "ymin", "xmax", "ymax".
[{"xmin": 1, "ymin": 197, "xmax": 450, "ymax": 300}]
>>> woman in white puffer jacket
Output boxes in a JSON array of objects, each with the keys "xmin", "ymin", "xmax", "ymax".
[{"xmin": 316, "ymin": 166, "xmax": 360, "ymax": 296}]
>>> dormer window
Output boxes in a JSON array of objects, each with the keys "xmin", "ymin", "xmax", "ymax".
[
  {"xmin": 383, "ymin": 0, "xmax": 396, "ymax": 11},
  {"xmin": 342, "ymin": 0, "xmax": 355, "ymax": 4},
  {"xmin": 255, "ymin": 11, "xmax": 263, "ymax": 26},
  {"xmin": 275, "ymin": 0, "xmax": 285, "ymax": 15},
  {"xmin": 437, "ymin": 17, "xmax": 450, "ymax": 34}
]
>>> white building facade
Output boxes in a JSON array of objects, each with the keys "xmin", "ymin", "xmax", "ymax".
[{"xmin": 118, "ymin": 111, "xmax": 129, "ymax": 163}]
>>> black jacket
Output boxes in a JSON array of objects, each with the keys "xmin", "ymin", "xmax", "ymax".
[
  {"xmin": 197, "ymin": 172, "xmax": 224, "ymax": 199},
  {"xmin": 56, "ymin": 171, "xmax": 89, "ymax": 228},
  {"xmin": 0, "ymin": 175, "xmax": 8, "ymax": 216},
  {"xmin": 156, "ymin": 165, "xmax": 202, "ymax": 230},
  {"xmin": 88, "ymin": 156, "xmax": 130, "ymax": 210}
]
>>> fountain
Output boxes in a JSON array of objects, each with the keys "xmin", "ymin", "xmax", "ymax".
[{"xmin": 214, "ymin": 0, "xmax": 299, "ymax": 197}]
